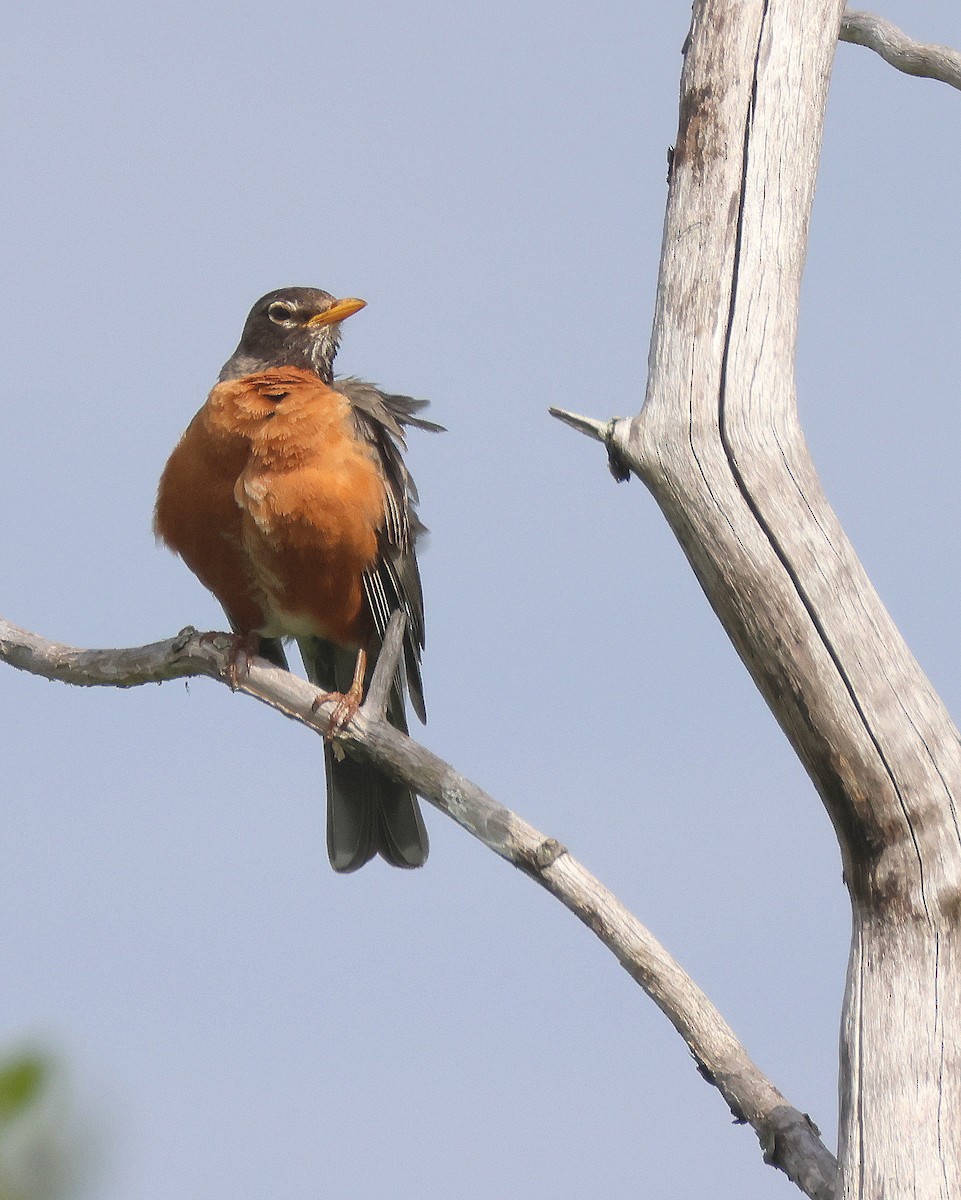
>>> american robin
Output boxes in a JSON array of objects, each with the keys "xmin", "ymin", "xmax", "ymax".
[{"xmin": 155, "ymin": 287, "xmax": 442, "ymax": 872}]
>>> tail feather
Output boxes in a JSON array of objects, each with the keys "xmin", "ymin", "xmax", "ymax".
[
  {"xmin": 324, "ymin": 747, "xmax": 377, "ymax": 872},
  {"xmin": 324, "ymin": 743, "xmax": 428, "ymax": 872},
  {"xmin": 301, "ymin": 635, "xmax": 429, "ymax": 872}
]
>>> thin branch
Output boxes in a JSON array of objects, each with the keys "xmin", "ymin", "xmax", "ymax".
[
  {"xmin": 840, "ymin": 10, "xmax": 961, "ymax": 90},
  {"xmin": 0, "ymin": 615, "xmax": 837, "ymax": 1200},
  {"xmin": 548, "ymin": 406, "xmax": 611, "ymax": 442},
  {"xmin": 549, "ymin": 408, "xmax": 633, "ymax": 483},
  {"xmin": 363, "ymin": 609, "xmax": 405, "ymax": 719}
]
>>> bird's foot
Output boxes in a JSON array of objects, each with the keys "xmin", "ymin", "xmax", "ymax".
[
  {"xmin": 310, "ymin": 647, "xmax": 367, "ymax": 740},
  {"xmin": 199, "ymin": 630, "xmax": 260, "ymax": 690},
  {"xmin": 310, "ymin": 684, "xmax": 363, "ymax": 739}
]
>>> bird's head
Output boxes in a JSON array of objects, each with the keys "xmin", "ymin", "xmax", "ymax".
[{"xmin": 219, "ymin": 287, "xmax": 367, "ymax": 384}]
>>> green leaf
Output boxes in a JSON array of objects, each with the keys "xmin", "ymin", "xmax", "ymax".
[{"xmin": 0, "ymin": 1055, "xmax": 47, "ymax": 1124}]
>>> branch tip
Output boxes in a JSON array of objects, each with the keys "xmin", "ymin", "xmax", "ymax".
[
  {"xmin": 549, "ymin": 408, "xmax": 633, "ymax": 482},
  {"xmin": 548, "ymin": 406, "xmax": 609, "ymax": 442}
]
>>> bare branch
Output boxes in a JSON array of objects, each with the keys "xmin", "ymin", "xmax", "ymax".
[
  {"xmin": 0, "ymin": 614, "xmax": 837, "ymax": 1198},
  {"xmin": 840, "ymin": 10, "xmax": 961, "ymax": 90},
  {"xmin": 363, "ymin": 609, "xmax": 406, "ymax": 719},
  {"xmin": 549, "ymin": 408, "xmax": 634, "ymax": 483},
  {"xmin": 548, "ymin": 406, "xmax": 611, "ymax": 442}
]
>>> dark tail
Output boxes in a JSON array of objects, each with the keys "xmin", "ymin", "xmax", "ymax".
[{"xmin": 301, "ymin": 637, "xmax": 429, "ymax": 872}]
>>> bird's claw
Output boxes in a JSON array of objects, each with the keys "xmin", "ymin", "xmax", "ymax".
[
  {"xmin": 199, "ymin": 630, "xmax": 257, "ymax": 690},
  {"xmin": 311, "ymin": 685, "xmax": 364, "ymax": 741},
  {"xmin": 310, "ymin": 647, "xmax": 367, "ymax": 740}
]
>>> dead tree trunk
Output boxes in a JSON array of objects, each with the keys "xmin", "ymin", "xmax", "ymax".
[{"xmin": 608, "ymin": 1, "xmax": 961, "ymax": 1194}]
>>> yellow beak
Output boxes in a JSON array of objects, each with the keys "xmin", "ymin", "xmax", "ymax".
[{"xmin": 306, "ymin": 297, "xmax": 367, "ymax": 327}]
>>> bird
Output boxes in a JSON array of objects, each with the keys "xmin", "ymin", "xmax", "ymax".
[{"xmin": 155, "ymin": 287, "xmax": 442, "ymax": 872}]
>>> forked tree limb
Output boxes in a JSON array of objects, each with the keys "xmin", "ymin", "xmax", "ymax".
[
  {"xmin": 840, "ymin": 10, "xmax": 961, "ymax": 90},
  {"xmin": 0, "ymin": 612, "xmax": 837, "ymax": 1200},
  {"xmin": 556, "ymin": 2, "xmax": 961, "ymax": 1195}
]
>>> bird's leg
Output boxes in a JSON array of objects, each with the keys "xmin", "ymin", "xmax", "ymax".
[{"xmin": 311, "ymin": 648, "xmax": 367, "ymax": 739}]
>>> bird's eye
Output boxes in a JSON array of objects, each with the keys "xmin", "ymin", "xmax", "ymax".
[
  {"xmin": 262, "ymin": 388, "xmax": 289, "ymax": 403},
  {"xmin": 267, "ymin": 303, "xmax": 294, "ymax": 324}
]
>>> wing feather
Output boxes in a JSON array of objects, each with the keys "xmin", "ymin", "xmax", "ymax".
[{"xmin": 334, "ymin": 375, "xmax": 441, "ymax": 724}]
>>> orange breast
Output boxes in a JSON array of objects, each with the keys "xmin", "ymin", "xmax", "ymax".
[
  {"xmin": 155, "ymin": 406, "xmax": 267, "ymax": 635},
  {"xmin": 232, "ymin": 376, "xmax": 386, "ymax": 647}
]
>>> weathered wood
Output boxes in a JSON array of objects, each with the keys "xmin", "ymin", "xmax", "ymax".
[
  {"xmin": 609, "ymin": 1, "xmax": 961, "ymax": 1195},
  {"xmin": 0, "ymin": 613, "xmax": 837, "ymax": 1196},
  {"xmin": 841, "ymin": 10, "xmax": 961, "ymax": 91}
]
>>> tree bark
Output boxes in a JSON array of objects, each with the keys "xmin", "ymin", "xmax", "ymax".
[{"xmin": 608, "ymin": 1, "xmax": 961, "ymax": 1195}]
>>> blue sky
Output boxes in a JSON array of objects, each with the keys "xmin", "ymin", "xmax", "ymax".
[{"xmin": 2, "ymin": 2, "xmax": 959, "ymax": 1197}]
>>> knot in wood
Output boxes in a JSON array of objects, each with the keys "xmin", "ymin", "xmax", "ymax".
[
  {"xmin": 533, "ymin": 837, "xmax": 567, "ymax": 869},
  {"xmin": 171, "ymin": 626, "xmax": 198, "ymax": 654}
]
